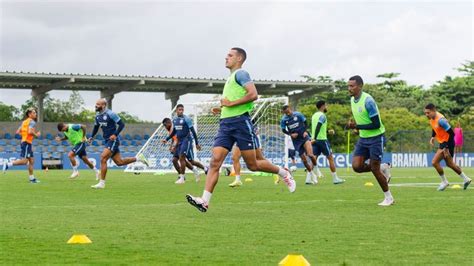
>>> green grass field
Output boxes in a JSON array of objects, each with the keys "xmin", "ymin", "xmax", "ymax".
[{"xmin": 1, "ymin": 168, "xmax": 473, "ymax": 265}]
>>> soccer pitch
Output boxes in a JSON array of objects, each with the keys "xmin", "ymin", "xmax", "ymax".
[{"xmin": 1, "ymin": 168, "xmax": 473, "ymax": 265}]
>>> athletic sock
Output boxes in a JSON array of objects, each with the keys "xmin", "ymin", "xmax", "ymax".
[
  {"xmin": 99, "ymin": 179, "xmax": 105, "ymax": 185},
  {"xmin": 7, "ymin": 162, "xmax": 13, "ymax": 167},
  {"xmin": 72, "ymin": 165, "xmax": 78, "ymax": 172},
  {"xmin": 439, "ymin": 174, "xmax": 448, "ymax": 183},
  {"xmin": 29, "ymin": 175, "xmax": 35, "ymax": 180},
  {"xmin": 202, "ymin": 190, "xmax": 212, "ymax": 203},
  {"xmin": 460, "ymin": 172, "xmax": 470, "ymax": 182},
  {"xmin": 278, "ymin": 167, "xmax": 288, "ymax": 178},
  {"xmin": 235, "ymin": 175, "xmax": 241, "ymax": 182},
  {"xmin": 383, "ymin": 190, "xmax": 393, "ymax": 200},
  {"xmin": 331, "ymin": 171, "xmax": 338, "ymax": 180}
]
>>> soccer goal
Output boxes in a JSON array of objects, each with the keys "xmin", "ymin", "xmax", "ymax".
[{"xmin": 125, "ymin": 97, "xmax": 289, "ymax": 173}]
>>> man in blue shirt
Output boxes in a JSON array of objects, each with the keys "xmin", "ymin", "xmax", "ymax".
[
  {"xmin": 280, "ymin": 105, "xmax": 319, "ymax": 183},
  {"xmin": 88, "ymin": 98, "xmax": 149, "ymax": 189},
  {"xmin": 162, "ymin": 104, "xmax": 207, "ymax": 183}
]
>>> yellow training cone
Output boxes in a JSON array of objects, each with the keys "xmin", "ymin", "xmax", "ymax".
[
  {"xmin": 67, "ymin": 234, "xmax": 92, "ymax": 244},
  {"xmin": 365, "ymin": 182, "xmax": 374, "ymax": 187},
  {"xmin": 279, "ymin": 254, "xmax": 311, "ymax": 266},
  {"xmin": 451, "ymin": 184, "xmax": 462, "ymax": 189},
  {"xmin": 244, "ymin": 178, "xmax": 253, "ymax": 182}
]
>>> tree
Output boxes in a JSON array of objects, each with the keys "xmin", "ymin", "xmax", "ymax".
[{"xmin": 0, "ymin": 102, "xmax": 20, "ymax": 121}]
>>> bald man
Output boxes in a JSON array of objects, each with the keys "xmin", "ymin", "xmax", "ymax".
[{"xmin": 88, "ymin": 99, "xmax": 149, "ymax": 189}]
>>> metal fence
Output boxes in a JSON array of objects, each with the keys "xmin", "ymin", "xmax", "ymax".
[{"xmin": 385, "ymin": 130, "xmax": 473, "ymax": 153}]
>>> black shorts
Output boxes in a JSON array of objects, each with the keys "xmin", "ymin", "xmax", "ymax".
[{"xmin": 439, "ymin": 141, "xmax": 455, "ymax": 157}]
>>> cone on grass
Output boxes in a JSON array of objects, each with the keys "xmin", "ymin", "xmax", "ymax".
[
  {"xmin": 451, "ymin": 184, "xmax": 462, "ymax": 189},
  {"xmin": 67, "ymin": 234, "xmax": 92, "ymax": 244},
  {"xmin": 279, "ymin": 254, "xmax": 310, "ymax": 266},
  {"xmin": 364, "ymin": 182, "xmax": 374, "ymax": 187}
]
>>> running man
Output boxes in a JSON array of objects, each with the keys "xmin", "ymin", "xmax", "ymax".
[
  {"xmin": 311, "ymin": 100, "xmax": 345, "ymax": 185},
  {"xmin": 186, "ymin": 47, "xmax": 295, "ymax": 212},
  {"xmin": 56, "ymin": 122, "xmax": 99, "ymax": 179},
  {"xmin": 347, "ymin": 75, "xmax": 394, "ymax": 206},
  {"xmin": 162, "ymin": 116, "xmax": 207, "ymax": 183},
  {"xmin": 424, "ymin": 103, "xmax": 471, "ymax": 191},
  {"xmin": 162, "ymin": 104, "xmax": 207, "ymax": 184},
  {"xmin": 88, "ymin": 99, "xmax": 148, "ymax": 189},
  {"xmin": 2, "ymin": 108, "xmax": 41, "ymax": 183},
  {"xmin": 281, "ymin": 104, "xmax": 320, "ymax": 185}
]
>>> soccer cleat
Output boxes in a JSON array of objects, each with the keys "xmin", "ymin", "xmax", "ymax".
[
  {"xmin": 333, "ymin": 178, "xmax": 345, "ymax": 185},
  {"xmin": 305, "ymin": 172, "xmax": 314, "ymax": 185},
  {"xmin": 381, "ymin": 163, "xmax": 392, "ymax": 183},
  {"xmin": 137, "ymin": 154, "xmax": 149, "ymax": 167},
  {"xmin": 229, "ymin": 180, "xmax": 242, "ymax": 187},
  {"xmin": 29, "ymin": 178, "xmax": 40, "ymax": 184},
  {"xmin": 282, "ymin": 169, "xmax": 296, "ymax": 193},
  {"xmin": 186, "ymin": 194, "xmax": 208, "ymax": 212},
  {"xmin": 2, "ymin": 162, "xmax": 8, "ymax": 173},
  {"xmin": 91, "ymin": 182, "xmax": 105, "ymax": 189},
  {"xmin": 95, "ymin": 170, "xmax": 100, "ymax": 180},
  {"xmin": 175, "ymin": 177, "xmax": 185, "ymax": 184},
  {"xmin": 437, "ymin": 182, "xmax": 449, "ymax": 191},
  {"xmin": 463, "ymin": 179, "xmax": 472, "ymax": 190},
  {"xmin": 378, "ymin": 198, "xmax": 395, "ymax": 207},
  {"xmin": 70, "ymin": 171, "xmax": 79, "ymax": 179}
]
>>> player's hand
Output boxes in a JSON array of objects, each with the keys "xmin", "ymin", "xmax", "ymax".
[
  {"xmin": 170, "ymin": 146, "xmax": 176, "ymax": 153},
  {"xmin": 220, "ymin": 98, "xmax": 233, "ymax": 107},
  {"xmin": 311, "ymin": 139, "xmax": 316, "ymax": 144},
  {"xmin": 36, "ymin": 131, "xmax": 41, "ymax": 137},
  {"xmin": 211, "ymin": 107, "xmax": 221, "ymax": 115},
  {"xmin": 161, "ymin": 139, "xmax": 168, "ymax": 144},
  {"xmin": 352, "ymin": 129, "xmax": 359, "ymax": 135},
  {"xmin": 303, "ymin": 132, "xmax": 308, "ymax": 138},
  {"xmin": 347, "ymin": 119, "xmax": 356, "ymax": 129},
  {"xmin": 429, "ymin": 137, "xmax": 435, "ymax": 146},
  {"xmin": 196, "ymin": 144, "xmax": 201, "ymax": 151},
  {"xmin": 109, "ymin": 134, "xmax": 117, "ymax": 141},
  {"xmin": 328, "ymin": 129, "xmax": 335, "ymax": 135},
  {"xmin": 290, "ymin": 133, "xmax": 298, "ymax": 139},
  {"xmin": 55, "ymin": 136, "xmax": 61, "ymax": 142},
  {"xmin": 87, "ymin": 137, "xmax": 93, "ymax": 144}
]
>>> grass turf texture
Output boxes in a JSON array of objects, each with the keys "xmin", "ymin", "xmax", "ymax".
[{"xmin": 1, "ymin": 168, "xmax": 473, "ymax": 265}]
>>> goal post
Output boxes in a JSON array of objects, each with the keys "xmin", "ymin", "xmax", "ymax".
[{"xmin": 125, "ymin": 97, "xmax": 289, "ymax": 173}]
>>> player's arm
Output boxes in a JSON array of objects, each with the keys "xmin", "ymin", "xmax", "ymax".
[
  {"xmin": 298, "ymin": 112, "xmax": 310, "ymax": 137},
  {"xmin": 355, "ymin": 98, "xmax": 381, "ymax": 130},
  {"xmin": 162, "ymin": 128, "xmax": 176, "ymax": 143},
  {"xmin": 80, "ymin": 124, "xmax": 87, "ymax": 138},
  {"xmin": 27, "ymin": 120, "xmax": 41, "ymax": 137},
  {"xmin": 89, "ymin": 118, "xmax": 100, "ymax": 143},
  {"xmin": 280, "ymin": 119, "xmax": 290, "ymax": 135},
  {"xmin": 221, "ymin": 70, "xmax": 257, "ymax": 107}
]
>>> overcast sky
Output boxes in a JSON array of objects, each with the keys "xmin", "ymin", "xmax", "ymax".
[{"xmin": 1, "ymin": 0, "xmax": 472, "ymax": 122}]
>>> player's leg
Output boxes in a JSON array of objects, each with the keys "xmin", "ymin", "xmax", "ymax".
[
  {"xmin": 229, "ymin": 145, "xmax": 242, "ymax": 187},
  {"xmin": 443, "ymin": 146, "xmax": 471, "ymax": 189},
  {"xmin": 367, "ymin": 136, "xmax": 394, "ymax": 206},
  {"xmin": 352, "ymin": 139, "xmax": 371, "ymax": 173},
  {"xmin": 431, "ymin": 149, "xmax": 449, "ymax": 191},
  {"xmin": 111, "ymin": 152, "xmax": 137, "ymax": 166},
  {"xmin": 68, "ymin": 150, "xmax": 80, "ymax": 178},
  {"xmin": 91, "ymin": 148, "xmax": 113, "ymax": 189},
  {"xmin": 3, "ymin": 142, "xmax": 29, "ymax": 173},
  {"xmin": 80, "ymin": 152, "xmax": 100, "ymax": 180},
  {"xmin": 172, "ymin": 156, "xmax": 180, "ymax": 172}
]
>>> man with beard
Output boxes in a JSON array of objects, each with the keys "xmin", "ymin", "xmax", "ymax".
[{"xmin": 88, "ymin": 98, "xmax": 149, "ymax": 189}]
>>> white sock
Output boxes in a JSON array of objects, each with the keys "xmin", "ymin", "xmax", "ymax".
[
  {"xmin": 278, "ymin": 167, "xmax": 288, "ymax": 178},
  {"xmin": 179, "ymin": 174, "xmax": 185, "ymax": 179},
  {"xmin": 93, "ymin": 167, "xmax": 98, "ymax": 171},
  {"xmin": 202, "ymin": 190, "xmax": 212, "ymax": 203},
  {"xmin": 72, "ymin": 165, "xmax": 78, "ymax": 172},
  {"xmin": 99, "ymin": 179, "xmax": 105, "ymax": 185},
  {"xmin": 7, "ymin": 162, "xmax": 13, "ymax": 167},
  {"xmin": 305, "ymin": 172, "xmax": 312, "ymax": 183},
  {"xmin": 460, "ymin": 172, "xmax": 470, "ymax": 182},
  {"xmin": 331, "ymin": 171, "xmax": 338, "ymax": 179},
  {"xmin": 235, "ymin": 175, "xmax": 241, "ymax": 181},
  {"xmin": 439, "ymin": 174, "xmax": 448, "ymax": 183},
  {"xmin": 383, "ymin": 190, "xmax": 393, "ymax": 200},
  {"xmin": 29, "ymin": 175, "xmax": 35, "ymax": 180}
]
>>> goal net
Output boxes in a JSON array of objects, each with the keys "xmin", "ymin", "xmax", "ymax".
[{"xmin": 125, "ymin": 97, "xmax": 288, "ymax": 173}]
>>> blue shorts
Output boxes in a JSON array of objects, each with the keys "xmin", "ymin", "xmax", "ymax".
[
  {"xmin": 288, "ymin": 149, "xmax": 296, "ymax": 160},
  {"xmin": 20, "ymin": 142, "xmax": 33, "ymax": 158},
  {"xmin": 291, "ymin": 136, "xmax": 310, "ymax": 156},
  {"xmin": 72, "ymin": 142, "xmax": 87, "ymax": 157},
  {"xmin": 173, "ymin": 138, "xmax": 194, "ymax": 161},
  {"xmin": 354, "ymin": 134, "xmax": 385, "ymax": 161},
  {"xmin": 105, "ymin": 139, "xmax": 120, "ymax": 155},
  {"xmin": 213, "ymin": 113, "xmax": 258, "ymax": 151},
  {"xmin": 312, "ymin": 140, "xmax": 331, "ymax": 156}
]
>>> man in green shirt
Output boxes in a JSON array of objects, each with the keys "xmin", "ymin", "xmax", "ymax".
[
  {"xmin": 311, "ymin": 100, "xmax": 345, "ymax": 185},
  {"xmin": 57, "ymin": 123, "xmax": 99, "ymax": 180},
  {"xmin": 186, "ymin": 47, "xmax": 296, "ymax": 213},
  {"xmin": 347, "ymin": 75, "xmax": 394, "ymax": 206}
]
